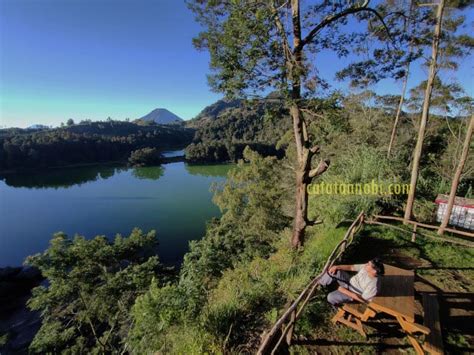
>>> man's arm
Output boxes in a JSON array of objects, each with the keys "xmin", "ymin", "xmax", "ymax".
[
  {"xmin": 337, "ymin": 286, "xmax": 366, "ymax": 304},
  {"xmin": 328, "ymin": 264, "xmax": 356, "ymax": 274}
]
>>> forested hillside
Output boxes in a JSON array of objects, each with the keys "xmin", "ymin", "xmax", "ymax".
[
  {"xmin": 184, "ymin": 95, "xmax": 291, "ymax": 162},
  {"xmin": 0, "ymin": 120, "xmax": 194, "ymax": 171}
]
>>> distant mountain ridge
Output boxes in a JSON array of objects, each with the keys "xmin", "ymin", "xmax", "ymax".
[{"xmin": 136, "ymin": 108, "xmax": 183, "ymax": 124}]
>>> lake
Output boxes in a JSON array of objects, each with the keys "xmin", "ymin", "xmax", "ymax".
[{"xmin": 0, "ymin": 156, "xmax": 233, "ymax": 267}]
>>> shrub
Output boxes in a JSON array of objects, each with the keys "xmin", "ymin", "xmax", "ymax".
[
  {"xmin": 309, "ymin": 144, "xmax": 403, "ymax": 224},
  {"xmin": 128, "ymin": 147, "xmax": 162, "ymax": 166}
]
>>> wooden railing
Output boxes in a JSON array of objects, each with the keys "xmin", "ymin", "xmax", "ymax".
[
  {"xmin": 257, "ymin": 211, "xmax": 365, "ymax": 355},
  {"xmin": 372, "ymin": 215, "xmax": 473, "ymax": 238},
  {"xmin": 367, "ymin": 215, "xmax": 474, "ymax": 247}
]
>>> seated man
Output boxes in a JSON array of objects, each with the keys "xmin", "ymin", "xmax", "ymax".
[{"xmin": 318, "ymin": 258, "xmax": 384, "ymax": 306}]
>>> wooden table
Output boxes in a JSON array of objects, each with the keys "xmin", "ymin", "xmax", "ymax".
[{"xmin": 332, "ymin": 264, "xmax": 430, "ymax": 354}]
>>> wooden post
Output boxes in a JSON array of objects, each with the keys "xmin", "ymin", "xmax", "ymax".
[
  {"xmin": 411, "ymin": 223, "xmax": 417, "ymax": 242},
  {"xmin": 286, "ymin": 310, "xmax": 296, "ymax": 345}
]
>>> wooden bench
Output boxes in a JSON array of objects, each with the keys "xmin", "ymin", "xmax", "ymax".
[
  {"xmin": 331, "ymin": 303, "xmax": 375, "ymax": 337},
  {"xmin": 332, "ymin": 264, "xmax": 430, "ymax": 354},
  {"xmin": 423, "ymin": 294, "xmax": 444, "ymax": 355}
]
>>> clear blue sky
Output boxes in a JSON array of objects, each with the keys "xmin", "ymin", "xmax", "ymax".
[
  {"xmin": 0, "ymin": 0, "xmax": 222, "ymax": 127},
  {"xmin": 0, "ymin": 0, "xmax": 472, "ymax": 128}
]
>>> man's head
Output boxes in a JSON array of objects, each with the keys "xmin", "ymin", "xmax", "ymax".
[{"xmin": 365, "ymin": 258, "xmax": 385, "ymax": 277}]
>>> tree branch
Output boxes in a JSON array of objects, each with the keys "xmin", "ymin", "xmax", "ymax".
[
  {"xmin": 309, "ymin": 145, "xmax": 320, "ymax": 155},
  {"xmin": 305, "ymin": 219, "xmax": 323, "ymax": 226},
  {"xmin": 308, "ymin": 159, "xmax": 330, "ymax": 179},
  {"xmin": 301, "ymin": 108, "xmax": 327, "ymax": 120},
  {"xmin": 298, "ymin": 0, "xmax": 393, "ymax": 50}
]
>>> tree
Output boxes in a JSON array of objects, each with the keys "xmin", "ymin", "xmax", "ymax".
[
  {"xmin": 128, "ymin": 147, "xmax": 162, "ymax": 166},
  {"xmin": 25, "ymin": 229, "xmax": 166, "ymax": 353},
  {"xmin": 66, "ymin": 118, "xmax": 75, "ymax": 126},
  {"xmin": 438, "ymin": 114, "xmax": 473, "ymax": 234},
  {"xmin": 404, "ymin": 0, "xmax": 446, "ymax": 222},
  {"xmin": 403, "ymin": 0, "xmax": 473, "ymax": 221},
  {"xmin": 188, "ymin": 0, "xmax": 396, "ymax": 247}
]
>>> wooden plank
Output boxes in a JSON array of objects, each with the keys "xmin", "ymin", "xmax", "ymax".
[
  {"xmin": 423, "ymin": 294, "xmax": 444, "ymax": 355},
  {"xmin": 343, "ymin": 303, "xmax": 376, "ymax": 321},
  {"xmin": 370, "ymin": 265, "xmax": 415, "ymax": 322}
]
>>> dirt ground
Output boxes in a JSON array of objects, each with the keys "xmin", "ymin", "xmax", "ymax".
[{"xmin": 290, "ymin": 224, "xmax": 473, "ymax": 354}]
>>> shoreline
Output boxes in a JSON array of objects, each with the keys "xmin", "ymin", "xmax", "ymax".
[{"xmin": 0, "ymin": 156, "xmax": 237, "ymax": 176}]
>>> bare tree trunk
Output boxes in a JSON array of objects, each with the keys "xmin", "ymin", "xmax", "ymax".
[
  {"xmin": 404, "ymin": 0, "xmax": 445, "ymax": 223},
  {"xmin": 438, "ymin": 114, "xmax": 473, "ymax": 235}
]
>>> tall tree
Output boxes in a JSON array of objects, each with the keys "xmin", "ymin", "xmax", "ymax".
[
  {"xmin": 404, "ymin": 0, "xmax": 473, "ymax": 221},
  {"xmin": 438, "ymin": 114, "xmax": 473, "ymax": 235},
  {"xmin": 404, "ymin": 0, "xmax": 446, "ymax": 222},
  {"xmin": 188, "ymin": 0, "xmax": 397, "ymax": 247}
]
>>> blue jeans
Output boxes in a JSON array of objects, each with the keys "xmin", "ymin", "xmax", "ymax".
[{"xmin": 318, "ymin": 270, "xmax": 360, "ymax": 306}]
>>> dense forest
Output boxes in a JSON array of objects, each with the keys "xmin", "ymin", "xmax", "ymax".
[
  {"xmin": 1, "ymin": 0, "xmax": 473, "ymax": 353},
  {"xmin": 0, "ymin": 120, "xmax": 194, "ymax": 171},
  {"xmin": 184, "ymin": 95, "xmax": 291, "ymax": 161}
]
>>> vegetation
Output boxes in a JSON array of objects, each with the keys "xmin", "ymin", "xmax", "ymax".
[
  {"xmin": 0, "ymin": 120, "xmax": 194, "ymax": 171},
  {"xmin": 185, "ymin": 96, "xmax": 290, "ymax": 162},
  {"xmin": 187, "ymin": 0, "xmax": 432, "ymax": 248},
  {"xmin": 25, "ymin": 229, "xmax": 170, "ymax": 354},
  {"xmin": 128, "ymin": 147, "xmax": 162, "ymax": 167}
]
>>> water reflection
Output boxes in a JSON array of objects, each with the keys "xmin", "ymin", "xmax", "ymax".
[
  {"xmin": 132, "ymin": 166, "xmax": 165, "ymax": 181},
  {"xmin": 0, "ymin": 163, "xmax": 230, "ymax": 189},
  {"xmin": 0, "ymin": 164, "xmax": 126, "ymax": 189}
]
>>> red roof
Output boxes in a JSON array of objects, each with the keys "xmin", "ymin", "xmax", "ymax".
[{"xmin": 435, "ymin": 194, "xmax": 474, "ymax": 208}]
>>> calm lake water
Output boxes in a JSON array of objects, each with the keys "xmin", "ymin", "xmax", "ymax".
[{"xmin": 0, "ymin": 157, "xmax": 233, "ymax": 267}]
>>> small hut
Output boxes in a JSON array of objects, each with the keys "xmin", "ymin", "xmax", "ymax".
[{"xmin": 435, "ymin": 194, "xmax": 474, "ymax": 231}]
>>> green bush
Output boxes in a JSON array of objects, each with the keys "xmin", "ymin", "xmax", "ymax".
[
  {"xmin": 309, "ymin": 144, "xmax": 402, "ymax": 224},
  {"xmin": 25, "ymin": 229, "xmax": 165, "ymax": 354},
  {"xmin": 128, "ymin": 147, "xmax": 162, "ymax": 167}
]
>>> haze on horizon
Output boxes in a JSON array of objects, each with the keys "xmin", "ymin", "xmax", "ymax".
[{"xmin": 0, "ymin": 0, "xmax": 472, "ymax": 128}]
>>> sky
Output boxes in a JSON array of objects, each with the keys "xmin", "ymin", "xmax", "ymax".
[{"xmin": 0, "ymin": 0, "xmax": 473, "ymax": 128}]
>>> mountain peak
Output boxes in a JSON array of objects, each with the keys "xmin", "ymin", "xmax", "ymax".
[{"xmin": 137, "ymin": 108, "xmax": 183, "ymax": 124}]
